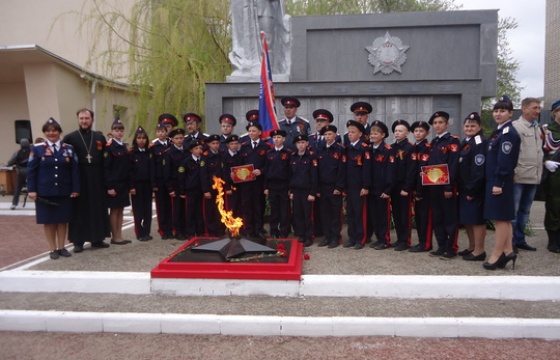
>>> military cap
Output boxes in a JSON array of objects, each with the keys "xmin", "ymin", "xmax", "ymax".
[
  {"xmin": 246, "ymin": 121, "xmax": 263, "ymax": 131},
  {"xmin": 219, "ymin": 113, "xmax": 237, "ymax": 127},
  {"xmin": 293, "ymin": 134, "xmax": 309, "ymax": 143},
  {"xmin": 428, "ymin": 111, "xmax": 450, "ymax": 125},
  {"xmin": 44, "ymin": 117, "xmax": 62, "ymax": 130},
  {"xmin": 346, "ymin": 119, "xmax": 365, "ymax": 133},
  {"xmin": 410, "ymin": 121, "xmax": 430, "ymax": 132},
  {"xmin": 463, "ymin": 112, "xmax": 481, "ymax": 124},
  {"xmin": 111, "ymin": 118, "xmax": 124, "ymax": 129},
  {"xmin": 313, "ymin": 109, "xmax": 334, "ymax": 123},
  {"xmin": 245, "ymin": 109, "xmax": 259, "ymax": 121},
  {"xmin": 188, "ymin": 139, "xmax": 203, "ymax": 150},
  {"xmin": 552, "ymin": 99, "xmax": 560, "ymax": 113},
  {"xmin": 156, "ymin": 122, "xmax": 167, "ymax": 131},
  {"xmin": 158, "ymin": 113, "xmax": 178, "ymax": 127},
  {"xmin": 183, "ymin": 113, "xmax": 202, "ymax": 123},
  {"xmin": 270, "ymin": 129, "xmax": 287, "ymax": 137},
  {"xmin": 168, "ymin": 128, "xmax": 186, "ymax": 138},
  {"xmin": 281, "ymin": 97, "xmax": 301, "ymax": 108},
  {"xmin": 225, "ymin": 134, "xmax": 240, "ymax": 143},
  {"xmin": 206, "ymin": 134, "xmax": 221, "ymax": 143},
  {"xmin": 494, "ymin": 95, "xmax": 514, "ymax": 111},
  {"xmin": 391, "ymin": 119, "xmax": 411, "ymax": 133},
  {"xmin": 320, "ymin": 124, "xmax": 338, "ymax": 135},
  {"xmin": 370, "ymin": 120, "xmax": 389, "ymax": 138},
  {"xmin": 135, "ymin": 126, "xmax": 147, "ymax": 135},
  {"xmin": 350, "ymin": 102, "xmax": 373, "ymax": 114}
]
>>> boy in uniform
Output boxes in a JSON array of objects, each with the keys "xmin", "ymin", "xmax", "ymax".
[
  {"xmin": 163, "ymin": 128, "xmax": 188, "ymax": 240},
  {"xmin": 151, "ymin": 121, "xmax": 173, "ymax": 239},
  {"xmin": 409, "ymin": 121, "xmax": 434, "ymax": 252},
  {"xmin": 178, "ymin": 140, "xmax": 205, "ymax": 240},
  {"xmin": 221, "ymin": 134, "xmax": 243, "ymax": 219},
  {"xmin": 200, "ymin": 134, "xmax": 226, "ymax": 237}
]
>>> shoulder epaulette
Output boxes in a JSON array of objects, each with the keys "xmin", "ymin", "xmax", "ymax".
[{"xmin": 106, "ymin": 139, "xmax": 113, "ymax": 146}]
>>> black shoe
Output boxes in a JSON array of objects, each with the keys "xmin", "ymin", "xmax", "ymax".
[
  {"xmin": 394, "ymin": 243, "xmax": 409, "ymax": 251},
  {"xmin": 429, "ymin": 248, "xmax": 444, "ymax": 257},
  {"xmin": 354, "ymin": 243, "xmax": 364, "ymax": 250},
  {"xmin": 440, "ymin": 252, "xmax": 457, "ymax": 260},
  {"xmin": 318, "ymin": 239, "xmax": 330, "ymax": 247},
  {"xmin": 146, "ymin": 235, "xmax": 153, "ymax": 241},
  {"xmin": 516, "ymin": 243, "xmax": 536, "ymax": 251},
  {"xmin": 73, "ymin": 245, "xmax": 83, "ymax": 253},
  {"xmin": 408, "ymin": 244, "xmax": 424, "ymax": 253},
  {"xmin": 91, "ymin": 242, "xmax": 110, "ymax": 248},
  {"xmin": 57, "ymin": 248, "xmax": 72, "ymax": 257},
  {"xmin": 175, "ymin": 234, "xmax": 186, "ymax": 240},
  {"xmin": 483, "ymin": 253, "xmax": 506, "ymax": 270},
  {"xmin": 497, "ymin": 252, "xmax": 517, "ymax": 270},
  {"xmin": 110, "ymin": 240, "xmax": 131, "ymax": 245},
  {"xmin": 369, "ymin": 240, "xmax": 381, "ymax": 248},
  {"xmin": 343, "ymin": 242, "xmax": 355, "ymax": 248},
  {"xmin": 374, "ymin": 243, "xmax": 390, "ymax": 250},
  {"xmin": 138, "ymin": 237, "xmax": 149, "ymax": 242},
  {"xmin": 458, "ymin": 248, "xmax": 473, "ymax": 256},
  {"xmin": 462, "ymin": 251, "xmax": 486, "ymax": 261},
  {"xmin": 303, "ymin": 240, "xmax": 313, "ymax": 247},
  {"xmin": 49, "ymin": 251, "xmax": 59, "ymax": 260},
  {"xmin": 327, "ymin": 242, "xmax": 340, "ymax": 249}
]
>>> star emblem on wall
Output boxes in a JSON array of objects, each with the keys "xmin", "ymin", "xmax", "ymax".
[{"xmin": 366, "ymin": 31, "xmax": 410, "ymax": 75}]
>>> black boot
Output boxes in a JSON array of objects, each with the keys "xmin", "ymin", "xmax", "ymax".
[{"xmin": 547, "ymin": 230, "xmax": 560, "ymax": 253}]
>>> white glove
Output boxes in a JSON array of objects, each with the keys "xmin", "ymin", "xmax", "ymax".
[{"xmin": 544, "ymin": 160, "xmax": 560, "ymax": 172}]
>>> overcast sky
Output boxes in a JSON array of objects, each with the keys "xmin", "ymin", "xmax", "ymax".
[{"xmin": 457, "ymin": 0, "xmax": 546, "ymax": 100}]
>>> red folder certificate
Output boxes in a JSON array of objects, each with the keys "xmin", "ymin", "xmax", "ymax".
[
  {"xmin": 421, "ymin": 164, "xmax": 450, "ymax": 185},
  {"xmin": 231, "ymin": 164, "xmax": 255, "ymax": 183}
]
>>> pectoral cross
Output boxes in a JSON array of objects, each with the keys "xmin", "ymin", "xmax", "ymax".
[{"xmin": 86, "ymin": 154, "xmax": 92, "ymax": 163}]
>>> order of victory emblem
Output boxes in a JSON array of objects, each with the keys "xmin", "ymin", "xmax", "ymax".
[{"xmin": 366, "ymin": 31, "xmax": 410, "ymax": 75}]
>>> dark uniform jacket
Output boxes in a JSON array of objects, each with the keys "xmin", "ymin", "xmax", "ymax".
[
  {"xmin": 27, "ymin": 142, "xmax": 80, "ymax": 196},
  {"xmin": 200, "ymin": 150, "xmax": 222, "ymax": 193},
  {"xmin": 458, "ymin": 132, "xmax": 488, "ymax": 198},
  {"xmin": 150, "ymin": 139, "xmax": 170, "ymax": 187},
  {"xmin": 264, "ymin": 147, "xmax": 293, "ymax": 190},
  {"xmin": 428, "ymin": 132, "xmax": 460, "ymax": 192},
  {"xmin": 221, "ymin": 149, "xmax": 242, "ymax": 192},
  {"xmin": 345, "ymin": 141, "xmax": 372, "ymax": 191},
  {"xmin": 239, "ymin": 139, "xmax": 270, "ymax": 174},
  {"xmin": 278, "ymin": 117, "xmax": 311, "ymax": 151},
  {"xmin": 370, "ymin": 141, "xmax": 395, "ymax": 196},
  {"xmin": 414, "ymin": 138, "xmax": 431, "ymax": 196},
  {"xmin": 289, "ymin": 150, "xmax": 318, "ymax": 195},
  {"xmin": 316, "ymin": 142, "xmax": 346, "ymax": 192},
  {"xmin": 178, "ymin": 155, "xmax": 202, "ymax": 194},
  {"xmin": 129, "ymin": 148, "xmax": 151, "ymax": 186},
  {"xmin": 104, "ymin": 140, "xmax": 130, "ymax": 190},
  {"xmin": 164, "ymin": 145, "xmax": 188, "ymax": 194},
  {"xmin": 392, "ymin": 139, "xmax": 417, "ymax": 193},
  {"xmin": 486, "ymin": 122, "xmax": 520, "ymax": 188}
]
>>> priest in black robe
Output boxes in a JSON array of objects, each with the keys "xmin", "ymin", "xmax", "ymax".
[{"xmin": 62, "ymin": 108, "xmax": 111, "ymax": 252}]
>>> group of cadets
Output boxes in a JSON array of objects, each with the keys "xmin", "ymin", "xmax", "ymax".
[{"xmin": 112, "ymin": 96, "xmax": 499, "ymax": 262}]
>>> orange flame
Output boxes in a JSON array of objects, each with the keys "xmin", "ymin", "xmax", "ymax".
[{"xmin": 212, "ymin": 176, "xmax": 243, "ymax": 237}]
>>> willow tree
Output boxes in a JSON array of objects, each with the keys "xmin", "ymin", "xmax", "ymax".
[
  {"xmin": 82, "ymin": 0, "xmax": 231, "ymax": 129},
  {"xmin": 285, "ymin": 0, "xmax": 459, "ymax": 15}
]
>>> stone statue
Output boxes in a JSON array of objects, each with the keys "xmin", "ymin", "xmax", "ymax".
[{"xmin": 228, "ymin": 0, "xmax": 291, "ymax": 81}]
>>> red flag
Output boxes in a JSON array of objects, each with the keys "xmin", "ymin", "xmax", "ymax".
[{"xmin": 258, "ymin": 32, "xmax": 279, "ymax": 138}]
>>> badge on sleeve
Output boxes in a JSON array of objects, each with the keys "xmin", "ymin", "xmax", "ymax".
[
  {"xmin": 474, "ymin": 154, "xmax": 485, "ymax": 166},
  {"xmin": 502, "ymin": 141, "xmax": 513, "ymax": 154}
]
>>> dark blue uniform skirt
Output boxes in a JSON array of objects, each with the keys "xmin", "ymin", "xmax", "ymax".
[
  {"xmin": 107, "ymin": 182, "xmax": 130, "ymax": 208},
  {"xmin": 458, "ymin": 193, "xmax": 485, "ymax": 225},
  {"xmin": 36, "ymin": 196, "xmax": 73, "ymax": 224},
  {"xmin": 483, "ymin": 180, "xmax": 515, "ymax": 221}
]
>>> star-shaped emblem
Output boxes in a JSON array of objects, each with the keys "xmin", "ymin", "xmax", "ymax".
[{"xmin": 366, "ymin": 31, "xmax": 410, "ymax": 75}]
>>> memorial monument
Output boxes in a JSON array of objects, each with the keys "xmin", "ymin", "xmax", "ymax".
[{"xmin": 207, "ymin": 9, "xmax": 498, "ymax": 139}]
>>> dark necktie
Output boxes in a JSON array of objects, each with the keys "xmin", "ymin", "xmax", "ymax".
[{"xmin": 253, "ymin": 141, "xmax": 257, "ymax": 149}]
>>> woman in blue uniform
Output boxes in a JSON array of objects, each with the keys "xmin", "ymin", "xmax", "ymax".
[
  {"xmin": 27, "ymin": 118, "xmax": 80, "ymax": 259},
  {"xmin": 457, "ymin": 112, "xmax": 488, "ymax": 262},
  {"xmin": 483, "ymin": 96, "xmax": 521, "ymax": 270}
]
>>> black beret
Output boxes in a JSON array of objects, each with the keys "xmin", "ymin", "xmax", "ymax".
[
  {"xmin": 463, "ymin": 112, "xmax": 481, "ymax": 124},
  {"xmin": 293, "ymin": 134, "xmax": 309, "ymax": 143},
  {"xmin": 158, "ymin": 113, "xmax": 178, "ymax": 127},
  {"xmin": 391, "ymin": 119, "xmax": 411, "ymax": 133},
  {"xmin": 169, "ymin": 128, "xmax": 186, "ymax": 138},
  {"xmin": 410, "ymin": 121, "xmax": 430, "ymax": 132},
  {"xmin": 350, "ymin": 102, "xmax": 372, "ymax": 114},
  {"xmin": 313, "ymin": 109, "xmax": 334, "ymax": 123},
  {"xmin": 225, "ymin": 134, "xmax": 240, "ymax": 143},
  {"xmin": 346, "ymin": 120, "xmax": 365, "ymax": 133},
  {"xmin": 206, "ymin": 134, "xmax": 221, "ymax": 143},
  {"xmin": 246, "ymin": 121, "xmax": 263, "ymax": 131},
  {"xmin": 281, "ymin": 97, "xmax": 301, "ymax": 108},
  {"xmin": 320, "ymin": 125, "xmax": 338, "ymax": 135},
  {"xmin": 245, "ymin": 109, "xmax": 259, "ymax": 121},
  {"xmin": 183, "ymin": 113, "xmax": 202, "ymax": 123},
  {"xmin": 219, "ymin": 113, "xmax": 237, "ymax": 127},
  {"xmin": 369, "ymin": 120, "xmax": 389, "ymax": 138},
  {"xmin": 428, "ymin": 111, "xmax": 450, "ymax": 125}
]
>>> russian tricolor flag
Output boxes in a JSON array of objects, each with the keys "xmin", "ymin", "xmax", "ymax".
[{"xmin": 258, "ymin": 31, "xmax": 279, "ymax": 139}]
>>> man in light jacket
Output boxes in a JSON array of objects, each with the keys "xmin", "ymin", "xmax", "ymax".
[{"xmin": 512, "ymin": 97, "xmax": 543, "ymax": 252}]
